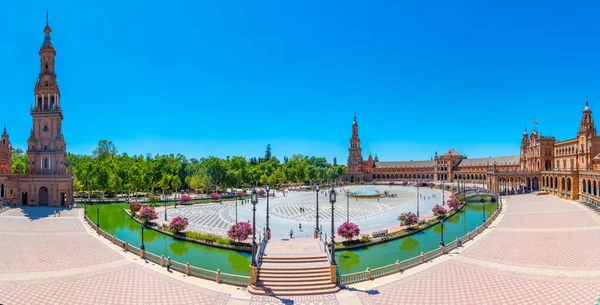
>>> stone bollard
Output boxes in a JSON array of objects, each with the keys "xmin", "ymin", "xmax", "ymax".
[
  {"xmin": 216, "ymin": 269, "xmax": 221, "ymax": 283},
  {"xmin": 468, "ymin": 231, "xmax": 472, "ymax": 240},
  {"xmin": 167, "ymin": 257, "xmax": 171, "ymax": 271},
  {"xmin": 250, "ymin": 265, "xmax": 258, "ymax": 285},
  {"xmin": 395, "ymin": 260, "xmax": 400, "ymax": 272},
  {"xmin": 456, "ymin": 237, "xmax": 462, "ymax": 247},
  {"xmin": 440, "ymin": 245, "xmax": 445, "ymax": 255},
  {"xmin": 113, "ymin": 235, "xmax": 117, "ymax": 244},
  {"xmin": 420, "ymin": 252, "xmax": 425, "ymax": 263},
  {"xmin": 125, "ymin": 241, "xmax": 129, "ymax": 250},
  {"xmin": 140, "ymin": 248, "xmax": 145, "ymax": 259},
  {"xmin": 186, "ymin": 262, "xmax": 190, "ymax": 276},
  {"xmin": 366, "ymin": 267, "xmax": 371, "ymax": 281},
  {"xmin": 161, "ymin": 255, "xmax": 165, "ymax": 267}
]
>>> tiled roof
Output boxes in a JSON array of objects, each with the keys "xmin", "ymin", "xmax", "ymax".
[
  {"xmin": 441, "ymin": 149, "xmax": 464, "ymax": 157},
  {"xmin": 458, "ymin": 156, "xmax": 520, "ymax": 167},
  {"xmin": 375, "ymin": 160, "xmax": 436, "ymax": 168}
]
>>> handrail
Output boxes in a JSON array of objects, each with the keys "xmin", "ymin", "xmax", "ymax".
[
  {"xmin": 255, "ymin": 231, "xmax": 268, "ymax": 266},
  {"xmin": 320, "ymin": 233, "xmax": 332, "ymax": 264},
  {"xmin": 338, "ymin": 198, "xmax": 503, "ymax": 285}
]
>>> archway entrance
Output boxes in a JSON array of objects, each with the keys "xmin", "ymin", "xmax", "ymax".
[
  {"xmin": 39, "ymin": 187, "xmax": 49, "ymax": 206},
  {"xmin": 350, "ymin": 176, "xmax": 355, "ymax": 183},
  {"xmin": 21, "ymin": 192, "xmax": 28, "ymax": 206}
]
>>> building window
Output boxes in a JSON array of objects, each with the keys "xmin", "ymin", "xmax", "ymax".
[
  {"xmin": 43, "ymin": 125, "xmax": 48, "ymax": 132},
  {"xmin": 43, "ymin": 159, "xmax": 49, "ymax": 169},
  {"xmin": 44, "ymin": 145, "xmax": 48, "ymax": 151}
]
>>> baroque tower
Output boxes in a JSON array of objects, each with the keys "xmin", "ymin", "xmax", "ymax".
[
  {"xmin": 578, "ymin": 98, "xmax": 596, "ymax": 169},
  {"xmin": 27, "ymin": 12, "xmax": 67, "ymax": 176},
  {"xmin": 347, "ymin": 114, "xmax": 363, "ymax": 174},
  {"xmin": 0, "ymin": 125, "xmax": 12, "ymax": 175}
]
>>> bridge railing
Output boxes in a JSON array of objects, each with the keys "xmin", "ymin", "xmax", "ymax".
[
  {"xmin": 255, "ymin": 231, "xmax": 268, "ymax": 267},
  {"xmin": 338, "ymin": 198, "xmax": 503, "ymax": 286},
  {"xmin": 320, "ymin": 233, "xmax": 333, "ymax": 264}
]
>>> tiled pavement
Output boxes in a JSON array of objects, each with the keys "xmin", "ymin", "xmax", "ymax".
[{"xmin": 2, "ymin": 193, "xmax": 600, "ymax": 304}]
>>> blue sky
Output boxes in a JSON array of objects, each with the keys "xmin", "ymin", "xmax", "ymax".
[{"xmin": 2, "ymin": 0, "xmax": 600, "ymax": 163}]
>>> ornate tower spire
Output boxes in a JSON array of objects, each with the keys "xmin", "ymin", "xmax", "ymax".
[
  {"xmin": 579, "ymin": 96, "xmax": 595, "ymax": 135},
  {"xmin": 347, "ymin": 113, "xmax": 363, "ymax": 174}
]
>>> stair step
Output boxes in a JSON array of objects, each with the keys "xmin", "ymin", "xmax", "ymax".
[
  {"xmin": 262, "ymin": 258, "xmax": 328, "ymax": 263},
  {"xmin": 259, "ymin": 269, "xmax": 330, "ymax": 275},
  {"xmin": 251, "ymin": 283, "xmax": 338, "ymax": 291},
  {"xmin": 247, "ymin": 285, "xmax": 340, "ymax": 296},
  {"xmin": 263, "ymin": 254, "xmax": 328, "ymax": 260},
  {"xmin": 257, "ymin": 280, "xmax": 333, "ymax": 287},
  {"xmin": 258, "ymin": 275, "xmax": 330, "ymax": 282},
  {"xmin": 260, "ymin": 265, "xmax": 330, "ymax": 271}
]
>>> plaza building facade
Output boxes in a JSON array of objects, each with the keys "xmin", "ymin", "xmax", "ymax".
[
  {"xmin": 344, "ymin": 101, "xmax": 600, "ymax": 202},
  {"xmin": 0, "ymin": 17, "xmax": 73, "ymax": 206}
]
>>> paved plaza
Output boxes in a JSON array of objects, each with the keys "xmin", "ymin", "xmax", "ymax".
[
  {"xmin": 1, "ymin": 194, "xmax": 600, "ymax": 304},
  {"xmin": 157, "ymin": 185, "xmax": 442, "ymax": 238}
]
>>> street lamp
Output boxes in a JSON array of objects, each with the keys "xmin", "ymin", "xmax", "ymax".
[
  {"xmin": 266, "ymin": 184, "xmax": 271, "ymax": 239},
  {"xmin": 315, "ymin": 183, "xmax": 320, "ymax": 238},
  {"xmin": 345, "ymin": 190, "xmax": 350, "ymax": 222},
  {"xmin": 96, "ymin": 207, "xmax": 100, "ymax": 229},
  {"xmin": 164, "ymin": 198, "xmax": 168, "ymax": 221},
  {"xmin": 140, "ymin": 221, "xmax": 145, "ymax": 250},
  {"xmin": 439, "ymin": 218, "xmax": 445, "ymax": 246},
  {"xmin": 329, "ymin": 188, "xmax": 337, "ymax": 265},
  {"xmin": 481, "ymin": 198, "xmax": 486, "ymax": 223},
  {"xmin": 416, "ymin": 181, "xmax": 420, "ymax": 217},
  {"xmin": 251, "ymin": 188, "xmax": 258, "ymax": 267}
]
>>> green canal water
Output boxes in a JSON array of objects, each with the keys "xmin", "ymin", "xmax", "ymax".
[
  {"xmin": 85, "ymin": 204, "xmax": 252, "ymax": 275},
  {"xmin": 335, "ymin": 199, "xmax": 498, "ymax": 274},
  {"xmin": 86, "ymin": 198, "xmax": 497, "ymax": 276}
]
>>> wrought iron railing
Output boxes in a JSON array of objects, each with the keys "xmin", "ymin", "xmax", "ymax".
[
  {"xmin": 84, "ymin": 214, "xmax": 250, "ymax": 287},
  {"xmin": 321, "ymin": 233, "xmax": 332, "ymax": 264},
  {"xmin": 338, "ymin": 198, "xmax": 503, "ymax": 285},
  {"xmin": 255, "ymin": 231, "xmax": 268, "ymax": 267}
]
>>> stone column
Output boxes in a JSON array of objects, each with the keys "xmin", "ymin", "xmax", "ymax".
[
  {"xmin": 330, "ymin": 264, "xmax": 337, "ymax": 284},
  {"xmin": 250, "ymin": 265, "xmax": 258, "ymax": 285}
]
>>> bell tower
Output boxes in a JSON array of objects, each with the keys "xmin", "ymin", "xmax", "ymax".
[
  {"xmin": 0, "ymin": 125, "xmax": 12, "ymax": 175},
  {"xmin": 347, "ymin": 114, "xmax": 364, "ymax": 173},
  {"xmin": 27, "ymin": 11, "xmax": 67, "ymax": 175}
]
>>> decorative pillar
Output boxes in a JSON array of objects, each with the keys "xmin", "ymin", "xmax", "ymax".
[
  {"xmin": 41, "ymin": 94, "xmax": 44, "ymax": 109},
  {"xmin": 250, "ymin": 265, "xmax": 258, "ymax": 284},
  {"xmin": 216, "ymin": 269, "xmax": 221, "ymax": 283},
  {"xmin": 330, "ymin": 264, "xmax": 337, "ymax": 284}
]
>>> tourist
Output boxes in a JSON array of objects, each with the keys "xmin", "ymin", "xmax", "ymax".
[
  {"xmin": 289, "ymin": 229, "xmax": 293, "ymax": 239},
  {"xmin": 53, "ymin": 210, "xmax": 56, "ymax": 217},
  {"xmin": 58, "ymin": 211, "xmax": 61, "ymax": 217},
  {"xmin": 299, "ymin": 223, "xmax": 302, "ymax": 231}
]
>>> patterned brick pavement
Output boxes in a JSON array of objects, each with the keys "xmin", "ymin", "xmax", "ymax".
[
  {"xmin": 249, "ymin": 294, "xmax": 339, "ymax": 305},
  {"xmin": 357, "ymin": 260, "xmax": 600, "ymax": 305},
  {"xmin": 0, "ymin": 217, "xmax": 85, "ymax": 233},
  {"xmin": 0, "ymin": 264, "xmax": 230, "ymax": 305},
  {"xmin": 0, "ymin": 233, "xmax": 124, "ymax": 273},
  {"xmin": 497, "ymin": 209, "xmax": 599, "ymax": 229}
]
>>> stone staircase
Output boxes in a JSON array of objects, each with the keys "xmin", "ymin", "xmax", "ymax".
[{"xmin": 248, "ymin": 238, "xmax": 339, "ymax": 296}]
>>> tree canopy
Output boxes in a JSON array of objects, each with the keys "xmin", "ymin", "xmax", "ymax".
[{"xmin": 59, "ymin": 140, "xmax": 346, "ymax": 197}]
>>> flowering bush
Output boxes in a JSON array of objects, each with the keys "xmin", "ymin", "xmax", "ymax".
[
  {"xmin": 227, "ymin": 221, "xmax": 252, "ymax": 242},
  {"xmin": 428, "ymin": 182, "xmax": 435, "ymax": 187},
  {"xmin": 210, "ymin": 192, "xmax": 221, "ymax": 200},
  {"xmin": 339, "ymin": 181, "xmax": 345, "ymax": 186},
  {"xmin": 139, "ymin": 207, "xmax": 158, "ymax": 223},
  {"xmin": 432, "ymin": 204, "xmax": 447, "ymax": 218},
  {"xmin": 236, "ymin": 190, "xmax": 246, "ymax": 198},
  {"xmin": 400, "ymin": 181, "xmax": 408, "ymax": 186},
  {"xmin": 179, "ymin": 195, "xmax": 193, "ymax": 205},
  {"xmin": 129, "ymin": 201, "xmax": 142, "ymax": 214},
  {"xmin": 398, "ymin": 212, "xmax": 419, "ymax": 228},
  {"xmin": 389, "ymin": 181, "xmax": 395, "ymax": 185},
  {"xmin": 447, "ymin": 198, "xmax": 461, "ymax": 210},
  {"xmin": 258, "ymin": 189, "xmax": 266, "ymax": 197},
  {"xmin": 444, "ymin": 185, "xmax": 451, "ymax": 190},
  {"xmin": 337, "ymin": 222, "xmax": 360, "ymax": 241},
  {"xmin": 169, "ymin": 216, "xmax": 189, "ymax": 233}
]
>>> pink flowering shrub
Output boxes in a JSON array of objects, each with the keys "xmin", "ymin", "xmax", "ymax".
[
  {"xmin": 398, "ymin": 212, "xmax": 419, "ymax": 228},
  {"xmin": 400, "ymin": 181, "xmax": 408, "ymax": 186},
  {"xmin": 337, "ymin": 222, "xmax": 360, "ymax": 241},
  {"xmin": 227, "ymin": 221, "xmax": 252, "ymax": 242},
  {"xmin": 389, "ymin": 181, "xmax": 395, "ymax": 185},
  {"xmin": 179, "ymin": 195, "xmax": 193, "ymax": 205},
  {"xmin": 129, "ymin": 201, "xmax": 142, "ymax": 214},
  {"xmin": 236, "ymin": 190, "xmax": 246, "ymax": 198},
  {"xmin": 428, "ymin": 182, "xmax": 435, "ymax": 187},
  {"xmin": 258, "ymin": 189, "xmax": 266, "ymax": 197},
  {"xmin": 339, "ymin": 181, "xmax": 345, "ymax": 186},
  {"xmin": 444, "ymin": 185, "xmax": 451, "ymax": 190},
  {"xmin": 139, "ymin": 207, "xmax": 158, "ymax": 223},
  {"xmin": 210, "ymin": 192, "xmax": 221, "ymax": 200},
  {"xmin": 432, "ymin": 204, "xmax": 447, "ymax": 218},
  {"xmin": 169, "ymin": 216, "xmax": 189, "ymax": 233},
  {"xmin": 447, "ymin": 198, "xmax": 461, "ymax": 210}
]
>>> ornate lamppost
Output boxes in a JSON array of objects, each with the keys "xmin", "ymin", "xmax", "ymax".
[
  {"xmin": 164, "ymin": 197, "xmax": 168, "ymax": 221},
  {"xmin": 96, "ymin": 207, "xmax": 100, "ymax": 229},
  {"xmin": 416, "ymin": 180, "xmax": 420, "ymax": 217},
  {"xmin": 235, "ymin": 189, "xmax": 238, "ymax": 224},
  {"xmin": 345, "ymin": 190, "xmax": 350, "ymax": 222},
  {"xmin": 140, "ymin": 221, "xmax": 146, "ymax": 250},
  {"xmin": 314, "ymin": 183, "xmax": 320, "ymax": 238},
  {"xmin": 266, "ymin": 184, "xmax": 271, "ymax": 239},
  {"xmin": 481, "ymin": 198, "xmax": 486, "ymax": 223},
  {"xmin": 250, "ymin": 188, "xmax": 258, "ymax": 267},
  {"xmin": 329, "ymin": 188, "xmax": 337, "ymax": 265},
  {"xmin": 439, "ymin": 218, "xmax": 445, "ymax": 246}
]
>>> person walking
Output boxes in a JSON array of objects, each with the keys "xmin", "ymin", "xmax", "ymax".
[
  {"xmin": 289, "ymin": 229, "xmax": 294, "ymax": 239},
  {"xmin": 299, "ymin": 223, "xmax": 302, "ymax": 231}
]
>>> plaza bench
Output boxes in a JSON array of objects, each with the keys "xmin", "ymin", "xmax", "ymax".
[{"xmin": 371, "ymin": 230, "xmax": 389, "ymax": 240}]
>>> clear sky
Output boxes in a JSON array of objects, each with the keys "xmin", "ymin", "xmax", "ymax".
[{"xmin": 2, "ymin": 0, "xmax": 600, "ymax": 163}]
